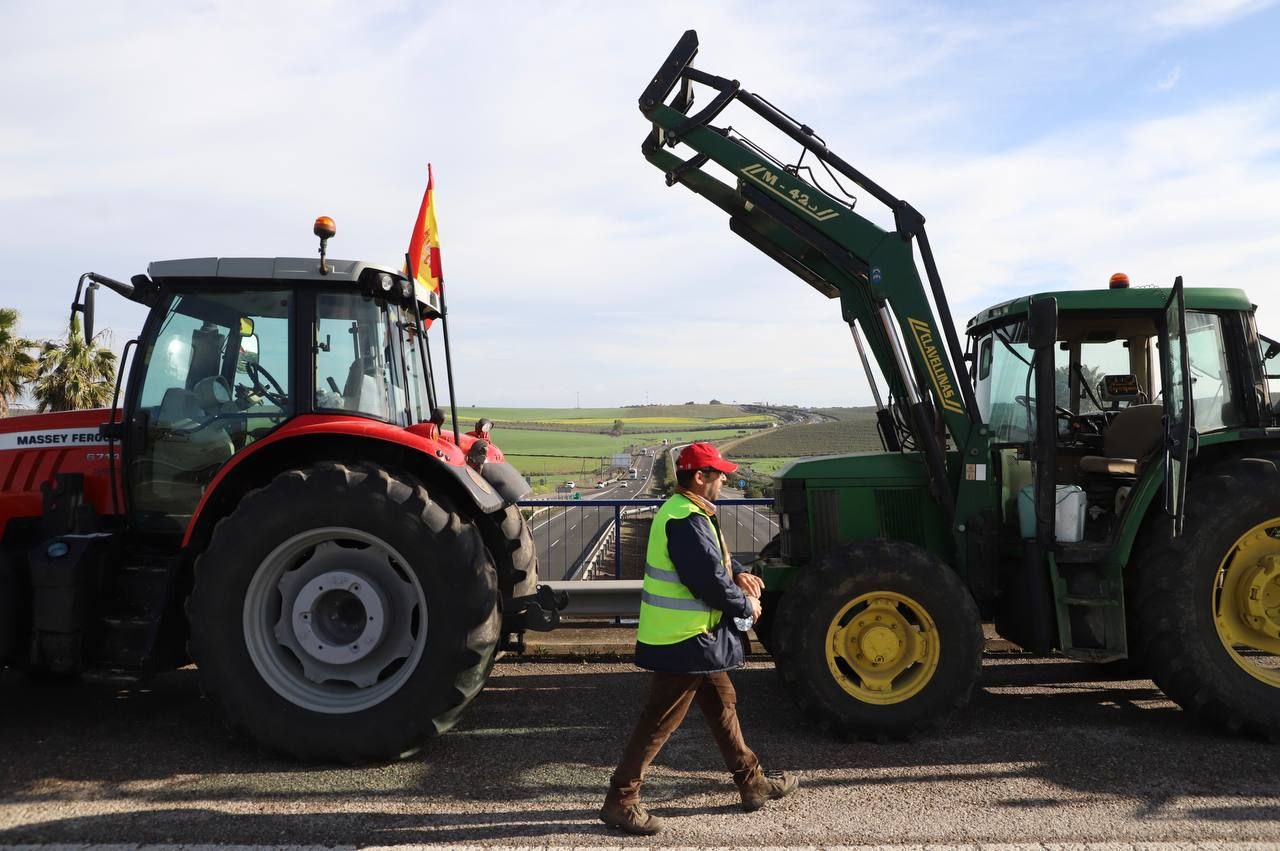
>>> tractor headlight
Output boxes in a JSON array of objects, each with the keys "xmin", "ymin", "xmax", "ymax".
[{"xmin": 378, "ymin": 273, "xmax": 395, "ymax": 293}]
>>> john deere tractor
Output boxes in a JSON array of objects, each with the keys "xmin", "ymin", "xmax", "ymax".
[
  {"xmin": 640, "ymin": 31, "xmax": 1280, "ymax": 738},
  {"xmin": 0, "ymin": 220, "xmax": 561, "ymax": 761}
]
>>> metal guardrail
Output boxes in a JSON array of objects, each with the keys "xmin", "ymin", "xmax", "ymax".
[{"xmin": 518, "ymin": 497, "xmax": 778, "ymax": 617}]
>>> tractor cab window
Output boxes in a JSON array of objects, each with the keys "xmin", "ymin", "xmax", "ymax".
[
  {"xmin": 314, "ymin": 293, "xmax": 413, "ymax": 425},
  {"xmin": 401, "ymin": 322, "xmax": 432, "ymax": 423},
  {"xmin": 1186, "ymin": 311, "xmax": 1243, "ymax": 431},
  {"xmin": 974, "ymin": 325, "xmax": 1034, "ymax": 442},
  {"xmin": 131, "ymin": 289, "xmax": 292, "ymax": 528}
]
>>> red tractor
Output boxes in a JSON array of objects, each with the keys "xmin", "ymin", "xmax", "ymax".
[{"xmin": 0, "ymin": 221, "xmax": 557, "ymax": 760}]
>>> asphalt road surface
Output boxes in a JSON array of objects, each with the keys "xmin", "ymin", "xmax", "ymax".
[{"xmin": 2, "ymin": 654, "xmax": 1277, "ymax": 847}]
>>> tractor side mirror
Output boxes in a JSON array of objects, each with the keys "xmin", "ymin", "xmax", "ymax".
[
  {"xmin": 237, "ymin": 334, "xmax": 260, "ymax": 373},
  {"xmin": 1027, "ymin": 296, "xmax": 1058, "ymax": 351}
]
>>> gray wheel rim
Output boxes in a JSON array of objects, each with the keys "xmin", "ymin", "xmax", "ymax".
[{"xmin": 243, "ymin": 526, "xmax": 428, "ymax": 714}]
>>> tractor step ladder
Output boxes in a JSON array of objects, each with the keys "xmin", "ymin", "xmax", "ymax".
[
  {"xmin": 1048, "ymin": 553, "xmax": 1128, "ymax": 663},
  {"xmin": 87, "ymin": 555, "xmax": 180, "ymax": 675}
]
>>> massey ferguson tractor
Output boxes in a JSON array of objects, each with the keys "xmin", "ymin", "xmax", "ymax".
[
  {"xmin": 0, "ymin": 222, "xmax": 560, "ymax": 761},
  {"xmin": 641, "ymin": 31, "xmax": 1280, "ymax": 739}
]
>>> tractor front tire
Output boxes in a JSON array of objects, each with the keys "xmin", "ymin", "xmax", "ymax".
[
  {"xmin": 1133, "ymin": 456, "xmax": 1280, "ymax": 738},
  {"xmin": 187, "ymin": 461, "xmax": 500, "ymax": 762},
  {"xmin": 773, "ymin": 539, "xmax": 983, "ymax": 739}
]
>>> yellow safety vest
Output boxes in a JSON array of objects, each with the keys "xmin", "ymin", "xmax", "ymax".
[{"xmin": 637, "ymin": 493, "xmax": 724, "ymax": 645}]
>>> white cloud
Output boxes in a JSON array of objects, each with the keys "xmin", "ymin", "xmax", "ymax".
[
  {"xmin": 1145, "ymin": 0, "xmax": 1277, "ymax": 32},
  {"xmin": 1156, "ymin": 64, "xmax": 1184, "ymax": 91}
]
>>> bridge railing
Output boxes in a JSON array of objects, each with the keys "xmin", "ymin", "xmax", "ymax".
[{"xmin": 517, "ymin": 497, "xmax": 778, "ymax": 616}]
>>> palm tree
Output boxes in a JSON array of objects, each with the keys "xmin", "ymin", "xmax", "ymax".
[
  {"xmin": 33, "ymin": 315, "xmax": 117, "ymax": 412},
  {"xmin": 0, "ymin": 308, "xmax": 37, "ymax": 416}
]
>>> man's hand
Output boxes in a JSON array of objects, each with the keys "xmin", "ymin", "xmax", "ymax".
[
  {"xmin": 734, "ymin": 572, "xmax": 765, "ymax": 598},
  {"xmin": 749, "ymin": 595, "xmax": 763, "ymax": 621}
]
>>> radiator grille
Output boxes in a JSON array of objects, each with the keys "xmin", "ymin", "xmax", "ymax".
[
  {"xmin": 810, "ymin": 489, "xmax": 840, "ymax": 557},
  {"xmin": 876, "ymin": 489, "xmax": 925, "ymax": 544}
]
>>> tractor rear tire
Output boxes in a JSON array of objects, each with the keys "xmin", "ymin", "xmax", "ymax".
[
  {"xmin": 1132, "ymin": 456, "xmax": 1280, "ymax": 738},
  {"xmin": 773, "ymin": 539, "xmax": 983, "ymax": 739},
  {"xmin": 187, "ymin": 461, "xmax": 500, "ymax": 762}
]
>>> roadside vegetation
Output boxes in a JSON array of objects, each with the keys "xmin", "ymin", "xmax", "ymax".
[{"xmin": 0, "ymin": 308, "xmax": 114, "ymax": 415}]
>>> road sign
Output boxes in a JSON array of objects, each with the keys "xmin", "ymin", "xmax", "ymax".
[
  {"xmin": 611, "ymin": 453, "xmax": 631, "ymax": 467},
  {"xmin": 738, "ymin": 479, "xmax": 746, "ymax": 489}
]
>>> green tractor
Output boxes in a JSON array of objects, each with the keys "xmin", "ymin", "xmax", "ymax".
[{"xmin": 640, "ymin": 31, "xmax": 1280, "ymax": 738}]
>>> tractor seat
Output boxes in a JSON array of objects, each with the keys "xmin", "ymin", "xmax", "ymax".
[
  {"xmin": 342, "ymin": 355, "xmax": 387, "ymax": 418},
  {"xmin": 1078, "ymin": 404, "xmax": 1164, "ymax": 477}
]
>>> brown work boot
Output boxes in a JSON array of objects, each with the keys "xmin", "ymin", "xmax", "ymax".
[
  {"xmin": 738, "ymin": 769, "xmax": 799, "ymax": 812},
  {"xmin": 599, "ymin": 799, "xmax": 664, "ymax": 835}
]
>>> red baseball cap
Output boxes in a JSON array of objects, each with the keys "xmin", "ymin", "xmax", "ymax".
[{"xmin": 677, "ymin": 442, "xmax": 738, "ymax": 474}]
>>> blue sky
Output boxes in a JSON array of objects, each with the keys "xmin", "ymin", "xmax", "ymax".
[{"xmin": 2, "ymin": 0, "xmax": 1279, "ymax": 407}]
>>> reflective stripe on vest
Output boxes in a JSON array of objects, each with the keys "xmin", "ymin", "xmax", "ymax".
[{"xmin": 637, "ymin": 493, "xmax": 723, "ymax": 645}]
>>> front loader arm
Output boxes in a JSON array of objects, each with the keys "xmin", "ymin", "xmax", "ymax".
[{"xmin": 639, "ymin": 30, "xmax": 984, "ymax": 517}]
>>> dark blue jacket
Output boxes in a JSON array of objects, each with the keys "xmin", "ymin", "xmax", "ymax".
[{"xmin": 634, "ymin": 510, "xmax": 755, "ymax": 674}]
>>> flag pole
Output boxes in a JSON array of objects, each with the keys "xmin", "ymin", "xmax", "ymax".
[{"xmin": 438, "ymin": 282, "xmax": 461, "ymax": 444}]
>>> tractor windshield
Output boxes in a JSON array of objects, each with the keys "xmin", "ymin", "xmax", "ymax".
[
  {"xmin": 972, "ymin": 308, "xmax": 1245, "ymax": 443},
  {"xmin": 314, "ymin": 293, "xmax": 430, "ymax": 425}
]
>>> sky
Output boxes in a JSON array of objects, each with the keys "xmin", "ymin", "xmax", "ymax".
[{"xmin": 2, "ymin": 0, "xmax": 1279, "ymax": 408}]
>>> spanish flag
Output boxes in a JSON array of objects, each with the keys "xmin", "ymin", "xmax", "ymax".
[{"xmin": 407, "ymin": 164, "xmax": 443, "ymax": 294}]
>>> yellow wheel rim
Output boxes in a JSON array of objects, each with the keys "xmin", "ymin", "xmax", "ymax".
[
  {"xmin": 824, "ymin": 590, "xmax": 941, "ymax": 705},
  {"xmin": 1214, "ymin": 518, "xmax": 1280, "ymax": 688}
]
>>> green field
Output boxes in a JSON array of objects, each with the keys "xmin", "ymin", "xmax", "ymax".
[
  {"xmin": 727, "ymin": 456, "xmax": 795, "ymax": 477},
  {"xmin": 490, "ymin": 424, "xmax": 758, "ymax": 488},
  {"xmin": 728, "ymin": 413, "xmax": 883, "ymax": 458}
]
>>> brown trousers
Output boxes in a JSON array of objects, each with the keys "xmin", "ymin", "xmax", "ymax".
[{"xmin": 606, "ymin": 671, "xmax": 760, "ymax": 806}]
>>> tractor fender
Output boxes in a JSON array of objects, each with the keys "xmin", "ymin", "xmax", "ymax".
[
  {"xmin": 182, "ymin": 415, "xmax": 504, "ymax": 549},
  {"xmin": 480, "ymin": 459, "xmax": 533, "ymax": 504},
  {"xmin": 421, "ymin": 427, "xmax": 532, "ymax": 503}
]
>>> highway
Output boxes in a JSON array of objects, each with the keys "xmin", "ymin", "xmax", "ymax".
[
  {"xmin": 525, "ymin": 448, "xmax": 779, "ymax": 580},
  {"xmin": 526, "ymin": 451, "xmax": 657, "ymax": 580}
]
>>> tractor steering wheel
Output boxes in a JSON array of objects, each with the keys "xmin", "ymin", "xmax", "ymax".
[
  {"xmin": 1015, "ymin": 395, "xmax": 1076, "ymax": 424},
  {"xmin": 244, "ymin": 361, "xmax": 288, "ymax": 408}
]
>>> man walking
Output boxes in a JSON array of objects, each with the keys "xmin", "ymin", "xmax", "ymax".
[{"xmin": 600, "ymin": 442, "xmax": 798, "ymax": 836}]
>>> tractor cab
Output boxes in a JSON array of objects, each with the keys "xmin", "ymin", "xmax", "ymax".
[
  {"xmin": 112, "ymin": 257, "xmax": 448, "ymax": 534},
  {"xmin": 966, "ymin": 280, "xmax": 1269, "ymax": 659},
  {"xmin": 967, "ymin": 282, "xmax": 1264, "ymax": 547}
]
